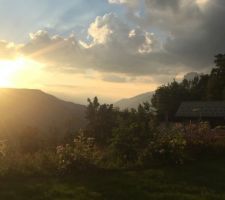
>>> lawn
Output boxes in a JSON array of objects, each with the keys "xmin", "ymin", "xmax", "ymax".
[{"xmin": 1, "ymin": 159, "xmax": 225, "ymax": 200}]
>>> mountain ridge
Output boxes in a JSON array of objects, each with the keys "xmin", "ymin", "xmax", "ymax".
[
  {"xmin": 0, "ymin": 88, "xmax": 86, "ymax": 136},
  {"xmin": 114, "ymin": 91, "xmax": 154, "ymax": 110}
]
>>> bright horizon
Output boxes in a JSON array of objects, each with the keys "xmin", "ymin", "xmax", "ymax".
[
  {"xmin": 0, "ymin": 0, "xmax": 223, "ymax": 103},
  {"xmin": 0, "ymin": 56, "xmax": 157, "ymax": 103}
]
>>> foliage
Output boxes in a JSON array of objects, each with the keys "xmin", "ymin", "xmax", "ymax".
[
  {"xmin": 56, "ymin": 130, "xmax": 100, "ymax": 171},
  {"xmin": 184, "ymin": 122, "xmax": 212, "ymax": 146},
  {"xmin": 184, "ymin": 122, "xmax": 225, "ymax": 156},
  {"xmin": 207, "ymin": 54, "xmax": 225, "ymax": 100},
  {"xmin": 109, "ymin": 122, "xmax": 145, "ymax": 167},
  {"xmin": 102, "ymin": 102, "xmax": 156, "ymax": 168},
  {"xmin": 151, "ymin": 80, "xmax": 190, "ymax": 121},
  {"xmin": 86, "ymin": 97, "xmax": 117, "ymax": 145},
  {"xmin": 2, "ymin": 52, "xmax": 225, "ymax": 176},
  {"xmin": 151, "ymin": 54, "xmax": 225, "ymax": 121},
  {"xmin": 3, "ymin": 159, "xmax": 225, "ymax": 200},
  {"xmin": 0, "ymin": 150, "xmax": 58, "ymax": 176},
  {"xmin": 141, "ymin": 125, "xmax": 187, "ymax": 165},
  {"xmin": 187, "ymin": 74, "xmax": 209, "ymax": 100},
  {"xmin": 0, "ymin": 140, "xmax": 7, "ymax": 157}
]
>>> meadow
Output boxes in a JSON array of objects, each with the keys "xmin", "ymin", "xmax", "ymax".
[{"xmin": 1, "ymin": 158, "xmax": 225, "ymax": 200}]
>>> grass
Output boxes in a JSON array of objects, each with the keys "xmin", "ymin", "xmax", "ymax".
[{"xmin": 1, "ymin": 158, "xmax": 225, "ymax": 200}]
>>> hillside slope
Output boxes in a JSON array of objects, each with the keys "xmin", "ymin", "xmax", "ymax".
[
  {"xmin": 0, "ymin": 88, "xmax": 86, "ymax": 135},
  {"xmin": 114, "ymin": 91, "xmax": 154, "ymax": 110}
]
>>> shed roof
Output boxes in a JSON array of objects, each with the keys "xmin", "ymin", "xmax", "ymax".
[{"xmin": 176, "ymin": 101, "xmax": 225, "ymax": 118}]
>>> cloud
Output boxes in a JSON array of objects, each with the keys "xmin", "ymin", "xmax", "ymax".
[
  {"xmin": 0, "ymin": 40, "xmax": 20, "ymax": 59},
  {"xmin": 1, "ymin": 0, "xmax": 224, "ymax": 86},
  {"xmin": 15, "ymin": 12, "xmax": 198, "ymax": 83},
  {"xmin": 87, "ymin": 15, "xmax": 114, "ymax": 44},
  {"xmin": 108, "ymin": 0, "xmax": 127, "ymax": 4},
  {"xmin": 80, "ymin": 13, "xmax": 167, "ymax": 75},
  {"xmin": 118, "ymin": 0, "xmax": 225, "ymax": 71},
  {"xmin": 108, "ymin": 0, "xmax": 139, "ymax": 6},
  {"xmin": 102, "ymin": 74, "xmax": 128, "ymax": 82},
  {"xmin": 21, "ymin": 30, "xmax": 90, "ymax": 72},
  {"xmin": 183, "ymin": 72, "xmax": 200, "ymax": 81},
  {"xmin": 20, "ymin": 14, "xmax": 174, "ymax": 79},
  {"xmin": 166, "ymin": 3, "xmax": 225, "ymax": 70}
]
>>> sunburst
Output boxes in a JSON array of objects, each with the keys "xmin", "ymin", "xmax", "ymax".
[
  {"xmin": 196, "ymin": 0, "xmax": 208, "ymax": 6},
  {"xmin": 0, "ymin": 58, "xmax": 23, "ymax": 87},
  {"xmin": 0, "ymin": 56, "xmax": 39, "ymax": 88}
]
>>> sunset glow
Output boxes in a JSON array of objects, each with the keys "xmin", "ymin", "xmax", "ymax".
[
  {"xmin": 0, "ymin": 0, "xmax": 221, "ymax": 103},
  {"xmin": 0, "ymin": 57, "xmax": 43, "ymax": 88},
  {"xmin": 0, "ymin": 58, "xmax": 26, "ymax": 87},
  {"xmin": 196, "ymin": 0, "xmax": 208, "ymax": 5}
]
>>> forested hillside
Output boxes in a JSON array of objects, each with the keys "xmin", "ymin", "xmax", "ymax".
[{"xmin": 0, "ymin": 88, "xmax": 86, "ymax": 141}]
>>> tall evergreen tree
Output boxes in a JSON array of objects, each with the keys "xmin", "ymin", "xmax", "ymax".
[
  {"xmin": 151, "ymin": 80, "xmax": 190, "ymax": 122},
  {"xmin": 207, "ymin": 54, "xmax": 225, "ymax": 100},
  {"xmin": 86, "ymin": 97, "xmax": 117, "ymax": 145}
]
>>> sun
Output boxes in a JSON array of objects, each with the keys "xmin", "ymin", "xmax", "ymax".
[
  {"xmin": 196, "ymin": 0, "xmax": 208, "ymax": 6},
  {"xmin": 0, "ymin": 56, "xmax": 45, "ymax": 89},
  {"xmin": 0, "ymin": 57, "xmax": 30, "ymax": 87}
]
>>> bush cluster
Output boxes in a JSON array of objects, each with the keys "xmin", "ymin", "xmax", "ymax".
[
  {"xmin": 54, "ymin": 98, "xmax": 225, "ymax": 171},
  {"xmin": 56, "ymin": 130, "xmax": 101, "ymax": 172},
  {"xmin": 56, "ymin": 122, "xmax": 225, "ymax": 171},
  {"xmin": 0, "ymin": 148, "xmax": 57, "ymax": 176},
  {"xmin": 1, "ymin": 100, "xmax": 225, "ymax": 175},
  {"xmin": 141, "ymin": 126, "xmax": 187, "ymax": 165}
]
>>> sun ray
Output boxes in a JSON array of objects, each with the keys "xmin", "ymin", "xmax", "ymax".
[
  {"xmin": 0, "ymin": 58, "xmax": 23, "ymax": 87},
  {"xmin": 0, "ymin": 56, "xmax": 43, "ymax": 88},
  {"xmin": 196, "ymin": 0, "xmax": 208, "ymax": 6},
  {"xmin": 28, "ymin": 39, "xmax": 66, "ymax": 60}
]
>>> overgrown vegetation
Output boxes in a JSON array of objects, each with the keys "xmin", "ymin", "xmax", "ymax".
[
  {"xmin": 152, "ymin": 53, "xmax": 225, "ymax": 121},
  {"xmin": 2, "ymin": 159, "xmax": 225, "ymax": 200},
  {"xmin": 55, "ymin": 54, "xmax": 225, "ymax": 171},
  {"xmin": 0, "ymin": 55, "xmax": 225, "ymax": 199}
]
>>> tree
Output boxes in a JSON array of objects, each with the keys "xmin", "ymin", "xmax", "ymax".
[
  {"xmin": 110, "ymin": 121, "xmax": 143, "ymax": 165},
  {"xmin": 109, "ymin": 102, "xmax": 156, "ymax": 165},
  {"xmin": 207, "ymin": 54, "xmax": 225, "ymax": 100},
  {"xmin": 187, "ymin": 74, "xmax": 209, "ymax": 101},
  {"xmin": 151, "ymin": 80, "xmax": 190, "ymax": 122},
  {"xmin": 85, "ymin": 97, "xmax": 117, "ymax": 145}
]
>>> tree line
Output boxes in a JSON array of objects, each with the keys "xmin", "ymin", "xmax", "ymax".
[
  {"xmin": 0, "ymin": 54, "xmax": 225, "ymax": 174},
  {"xmin": 151, "ymin": 54, "xmax": 225, "ymax": 121}
]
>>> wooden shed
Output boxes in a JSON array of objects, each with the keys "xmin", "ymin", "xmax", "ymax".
[{"xmin": 176, "ymin": 101, "xmax": 225, "ymax": 126}]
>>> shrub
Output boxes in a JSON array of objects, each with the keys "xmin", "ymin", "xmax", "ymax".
[
  {"xmin": 184, "ymin": 122, "xmax": 216, "ymax": 156},
  {"xmin": 0, "ymin": 140, "xmax": 7, "ymax": 157},
  {"xmin": 0, "ymin": 150, "xmax": 58, "ymax": 176},
  {"xmin": 108, "ymin": 121, "xmax": 150, "ymax": 168},
  {"xmin": 141, "ymin": 126, "xmax": 187, "ymax": 165},
  {"xmin": 56, "ymin": 130, "xmax": 100, "ymax": 172}
]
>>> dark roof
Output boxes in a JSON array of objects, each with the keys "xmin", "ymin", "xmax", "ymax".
[{"xmin": 176, "ymin": 101, "xmax": 225, "ymax": 118}]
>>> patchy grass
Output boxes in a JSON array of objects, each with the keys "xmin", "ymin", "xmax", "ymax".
[{"xmin": 1, "ymin": 159, "xmax": 225, "ymax": 200}]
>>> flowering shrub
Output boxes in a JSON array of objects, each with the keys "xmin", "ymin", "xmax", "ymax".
[
  {"xmin": 107, "ymin": 123, "xmax": 145, "ymax": 168},
  {"xmin": 57, "ymin": 130, "xmax": 100, "ymax": 171},
  {"xmin": 0, "ymin": 140, "xmax": 7, "ymax": 157},
  {"xmin": 184, "ymin": 122, "xmax": 216, "ymax": 155},
  {"xmin": 141, "ymin": 126, "xmax": 187, "ymax": 165}
]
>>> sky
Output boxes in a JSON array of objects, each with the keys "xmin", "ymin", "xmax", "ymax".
[{"xmin": 0, "ymin": 0, "xmax": 224, "ymax": 104}]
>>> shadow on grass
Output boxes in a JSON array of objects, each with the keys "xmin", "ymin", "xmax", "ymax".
[{"xmin": 1, "ymin": 158, "xmax": 225, "ymax": 200}]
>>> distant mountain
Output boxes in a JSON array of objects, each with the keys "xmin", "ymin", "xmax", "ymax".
[
  {"xmin": 184, "ymin": 72, "xmax": 200, "ymax": 81},
  {"xmin": 114, "ymin": 91, "xmax": 154, "ymax": 110},
  {"xmin": 0, "ymin": 88, "xmax": 86, "ymax": 136},
  {"xmin": 114, "ymin": 72, "xmax": 200, "ymax": 110}
]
